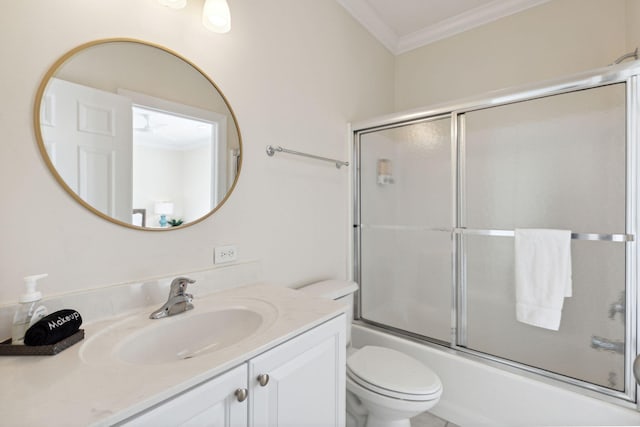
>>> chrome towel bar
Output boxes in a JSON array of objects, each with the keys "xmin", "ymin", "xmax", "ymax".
[
  {"xmin": 453, "ymin": 228, "xmax": 634, "ymax": 242},
  {"xmin": 357, "ymin": 224, "xmax": 634, "ymax": 242},
  {"xmin": 266, "ymin": 145, "xmax": 349, "ymax": 169}
]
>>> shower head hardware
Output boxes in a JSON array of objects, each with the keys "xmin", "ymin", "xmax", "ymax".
[
  {"xmin": 611, "ymin": 47, "xmax": 638, "ymax": 65},
  {"xmin": 590, "ymin": 335, "xmax": 624, "ymax": 354},
  {"xmin": 608, "ymin": 292, "xmax": 625, "ymax": 322}
]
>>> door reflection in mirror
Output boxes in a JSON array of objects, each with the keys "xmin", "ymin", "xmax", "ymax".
[{"xmin": 40, "ymin": 78, "xmax": 133, "ymax": 224}]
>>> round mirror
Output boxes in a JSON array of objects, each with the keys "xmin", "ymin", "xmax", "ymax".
[{"xmin": 34, "ymin": 39, "xmax": 242, "ymax": 230}]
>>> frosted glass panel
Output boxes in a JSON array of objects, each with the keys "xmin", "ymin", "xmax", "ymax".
[
  {"xmin": 465, "ymin": 84, "xmax": 625, "ymax": 231},
  {"xmin": 359, "ymin": 118, "xmax": 452, "ymax": 342},
  {"xmin": 360, "ymin": 119, "xmax": 452, "ymax": 228},
  {"xmin": 463, "ymin": 84, "xmax": 626, "ymax": 391},
  {"xmin": 465, "ymin": 236, "xmax": 625, "ymax": 390}
]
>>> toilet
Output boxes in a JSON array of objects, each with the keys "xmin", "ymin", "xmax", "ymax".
[{"xmin": 298, "ymin": 280, "xmax": 442, "ymax": 427}]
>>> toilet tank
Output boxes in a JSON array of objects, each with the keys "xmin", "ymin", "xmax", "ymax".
[{"xmin": 297, "ymin": 280, "xmax": 359, "ymax": 343}]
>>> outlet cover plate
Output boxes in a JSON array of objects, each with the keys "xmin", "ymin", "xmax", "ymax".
[{"xmin": 214, "ymin": 245, "xmax": 237, "ymax": 264}]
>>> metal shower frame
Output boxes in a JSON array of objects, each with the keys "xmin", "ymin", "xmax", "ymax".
[{"xmin": 351, "ymin": 60, "xmax": 640, "ymax": 407}]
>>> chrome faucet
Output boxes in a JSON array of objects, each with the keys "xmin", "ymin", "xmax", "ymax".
[{"xmin": 149, "ymin": 277, "xmax": 196, "ymax": 319}]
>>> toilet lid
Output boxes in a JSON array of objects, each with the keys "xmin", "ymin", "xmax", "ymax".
[{"xmin": 347, "ymin": 346, "xmax": 442, "ymax": 397}]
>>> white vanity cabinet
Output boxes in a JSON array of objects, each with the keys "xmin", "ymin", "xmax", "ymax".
[
  {"xmin": 119, "ymin": 364, "xmax": 249, "ymax": 426},
  {"xmin": 120, "ymin": 314, "xmax": 345, "ymax": 427},
  {"xmin": 249, "ymin": 315, "xmax": 346, "ymax": 427}
]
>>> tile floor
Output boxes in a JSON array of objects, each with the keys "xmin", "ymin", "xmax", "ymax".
[{"xmin": 411, "ymin": 411, "xmax": 459, "ymax": 427}]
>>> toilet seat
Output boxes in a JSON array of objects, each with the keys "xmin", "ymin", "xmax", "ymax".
[{"xmin": 347, "ymin": 346, "xmax": 442, "ymax": 402}]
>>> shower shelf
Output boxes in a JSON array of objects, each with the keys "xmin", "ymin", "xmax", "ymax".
[{"xmin": 357, "ymin": 224, "xmax": 634, "ymax": 242}]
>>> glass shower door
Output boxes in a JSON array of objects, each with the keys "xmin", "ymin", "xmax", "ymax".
[
  {"xmin": 358, "ymin": 117, "xmax": 452, "ymax": 343},
  {"xmin": 461, "ymin": 83, "xmax": 627, "ymax": 391}
]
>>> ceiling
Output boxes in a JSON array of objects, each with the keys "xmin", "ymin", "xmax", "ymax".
[
  {"xmin": 133, "ymin": 107, "xmax": 212, "ymax": 151},
  {"xmin": 336, "ymin": 0, "xmax": 550, "ymax": 55}
]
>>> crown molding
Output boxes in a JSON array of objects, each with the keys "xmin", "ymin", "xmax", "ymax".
[
  {"xmin": 338, "ymin": 0, "xmax": 551, "ymax": 55},
  {"xmin": 396, "ymin": 0, "xmax": 551, "ymax": 54},
  {"xmin": 336, "ymin": 0, "xmax": 399, "ymax": 53}
]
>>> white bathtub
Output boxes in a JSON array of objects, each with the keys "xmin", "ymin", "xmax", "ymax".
[{"xmin": 351, "ymin": 324, "xmax": 640, "ymax": 426}]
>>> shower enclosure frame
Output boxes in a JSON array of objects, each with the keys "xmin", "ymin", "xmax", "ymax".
[{"xmin": 351, "ymin": 61, "xmax": 640, "ymax": 407}]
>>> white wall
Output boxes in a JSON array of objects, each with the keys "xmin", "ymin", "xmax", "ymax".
[
  {"xmin": 0, "ymin": 0, "xmax": 394, "ymax": 305},
  {"xmin": 133, "ymin": 145, "xmax": 187, "ymax": 226},
  {"xmin": 627, "ymin": 0, "xmax": 640, "ymax": 51},
  {"xmin": 56, "ymin": 41, "xmax": 232, "ymax": 117},
  {"xmin": 183, "ymin": 144, "xmax": 214, "ymax": 222},
  {"xmin": 395, "ymin": 0, "xmax": 631, "ymax": 110}
]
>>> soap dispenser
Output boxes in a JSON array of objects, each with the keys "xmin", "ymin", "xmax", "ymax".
[{"xmin": 11, "ymin": 274, "xmax": 48, "ymax": 345}]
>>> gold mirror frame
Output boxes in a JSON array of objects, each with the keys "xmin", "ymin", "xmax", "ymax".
[{"xmin": 33, "ymin": 38, "xmax": 242, "ymax": 231}]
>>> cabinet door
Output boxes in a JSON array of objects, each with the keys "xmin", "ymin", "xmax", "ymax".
[
  {"xmin": 249, "ymin": 315, "xmax": 346, "ymax": 427},
  {"xmin": 120, "ymin": 364, "xmax": 248, "ymax": 427}
]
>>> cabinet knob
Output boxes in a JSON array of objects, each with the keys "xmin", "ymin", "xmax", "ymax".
[
  {"xmin": 235, "ymin": 388, "xmax": 248, "ymax": 402},
  {"xmin": 257, "ymin": 373, "xmax": 270, "ymax": 387}
]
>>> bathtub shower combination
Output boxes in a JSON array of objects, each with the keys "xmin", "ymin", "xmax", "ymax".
[{"xmin": 352, "ymin": 61, "xmax": 640, "ymax": 406}]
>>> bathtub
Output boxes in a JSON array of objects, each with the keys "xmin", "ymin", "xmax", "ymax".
[{"xmin": 351, "ymin": 323, "xmax": 640, "ymax": 426}]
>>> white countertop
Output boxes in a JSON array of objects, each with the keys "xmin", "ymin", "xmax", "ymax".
[{"xmin": 0, "ymin": 283, "xmax": 345, "ymax": 426}]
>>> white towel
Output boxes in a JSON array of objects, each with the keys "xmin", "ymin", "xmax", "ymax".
[{"xmin": 514, "ymin": 229, "xmax": 572, "ymax": 331}]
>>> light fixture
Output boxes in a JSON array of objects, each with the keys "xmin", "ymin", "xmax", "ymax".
[
  {"xmin": 157, "ymin": 0, "xmax": 231, "ymax": 33},
  {"xmin": 157, "ymin": 0, "xmax": 187, "ymax": 9},
  {"xmin": 202, "ymin": 0, "xmax": 231, "ymax": 33},
  {"xmin": 154, "ymin": 201, "xmax": 174, "ymax": 227}
]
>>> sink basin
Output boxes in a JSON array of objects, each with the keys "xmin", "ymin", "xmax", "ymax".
[
  {"xmin": 117, "ymin": 309, "xmax": 263, "ymax": 364},
  {"xmin": 80, "ymin": 297, "xmax": 278, "ymax": 365}
]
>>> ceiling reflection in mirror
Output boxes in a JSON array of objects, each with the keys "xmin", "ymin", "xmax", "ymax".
[{"xmin": 34, "ymin": 39, "xmax": 242, "ymax": 230}]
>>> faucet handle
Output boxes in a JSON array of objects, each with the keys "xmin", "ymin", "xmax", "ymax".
[{"xmin": 170, "ymin": 277, "xmax": 196, "ymax": 296}]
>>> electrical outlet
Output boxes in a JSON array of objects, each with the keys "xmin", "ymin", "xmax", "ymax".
[{"xmin": 214, "ymin": 245, "xmax": 237, "ymax": 264}]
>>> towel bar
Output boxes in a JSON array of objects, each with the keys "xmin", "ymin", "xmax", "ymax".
[
  {"xmin": 356, "ymin": 224, "xmax": 634, "ymax": 242},
  {"xmin": 453, "ymin": 228, "xmax": 634, "ymax": 242},
  {"xmin": 266, "ymin": 145, "xmax": 349, "ymax": 169}
]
